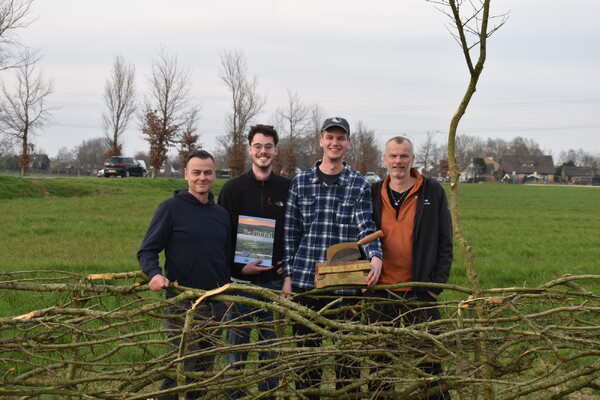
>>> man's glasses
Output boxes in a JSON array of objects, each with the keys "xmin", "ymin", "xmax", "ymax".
[{"xmin": 251, "ymin": 143, "xmax": 275, "ymax": 151}]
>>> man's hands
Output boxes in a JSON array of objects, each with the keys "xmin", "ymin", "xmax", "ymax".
[
  {"xmin": 240, "ymin": 260, "xmax": 283, "ymax": 275},
  {"xmin": 148, "ymin": 274, "xmax": 170, "ymax": 291},
  {"xmin": 281, "ymin": 276, "xmax": 292, "ymax": 299},
  {"xmin": 366, "ymin": 256, "xmax": 382, "ymax": 287}
]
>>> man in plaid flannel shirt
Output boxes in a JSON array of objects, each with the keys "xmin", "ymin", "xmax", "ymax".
[{"xmin": 282, "ymin": 116, "xmax": 382, "ymax": 399}]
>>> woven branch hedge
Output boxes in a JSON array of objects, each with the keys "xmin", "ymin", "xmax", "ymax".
[{"xmin": 0, "ymin": 271, "xmax": 599, "ymax": 399}]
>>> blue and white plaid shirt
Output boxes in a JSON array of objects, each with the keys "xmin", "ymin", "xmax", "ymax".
[{"xmin": 283, "ymin": 161, "xmax": 382, "ymax": 293}]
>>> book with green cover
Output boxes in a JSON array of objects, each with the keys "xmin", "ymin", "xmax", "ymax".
[{"xmin": 234, "ymin": 215, "xmax": 276, "ymax": 267}]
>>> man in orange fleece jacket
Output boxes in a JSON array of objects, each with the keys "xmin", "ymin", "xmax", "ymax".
[{"xmin": 367, "ymin": 136, "xmax": 453, "ymax": 399}]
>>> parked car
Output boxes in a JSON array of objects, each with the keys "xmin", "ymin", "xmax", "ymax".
[
  {"xmin": 96, "ymin": 169, "xmax": 105, "ymax": 177},
  {"xmin": 216, "ymin": 169, "xmax": 231, "ymax": 179},
  {"xmin": 103, "ymin": 156, "xmax": 144, "ymax": 177},
  {"xmin": 365, "ymin": 171, "xmax": 381, "ymax": 183}
]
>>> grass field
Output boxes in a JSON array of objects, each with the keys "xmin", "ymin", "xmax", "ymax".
[
  {"xmin": 452, "ymin": 183, "xmax": 599, "ymax": 291},
  {"xmin": 1, "ymin": 174, "xmax": 598, "ymax": 399},
  {"xmin": 1, "ymin": 174, "xmax": 599, "ymax": 312}
]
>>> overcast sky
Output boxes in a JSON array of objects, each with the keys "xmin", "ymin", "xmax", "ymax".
[{"xmin": 12, "ymin": 0, "xmax": 600, "ymax": 162}]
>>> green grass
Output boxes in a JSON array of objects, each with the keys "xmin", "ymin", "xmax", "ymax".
[
  {"xmin": 0, "ymin": 176, "xmax": 598, "ymax": 398},
  {"xmin": 0, "ymin": 175, "xmax": 598, "ymax": 306},
  {"xmin": 449, "ymin": 184, "xmax": 600, "ymax": 294}
]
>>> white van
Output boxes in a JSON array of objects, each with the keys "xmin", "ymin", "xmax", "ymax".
[{"xmin": 137, "ymin": 160, "xmax": 148, "ymax": 177}]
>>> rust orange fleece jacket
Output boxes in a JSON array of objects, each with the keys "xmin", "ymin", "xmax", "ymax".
[{"xmin": 379, "ymin": 171, "xmax": 423, "ymax": 290}]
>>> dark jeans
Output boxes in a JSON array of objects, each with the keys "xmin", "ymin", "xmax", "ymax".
[
  {"xmin": 226, "ymin": 279, "xmax": 281, "ymax": 400},
  {"xmin": 365, "ymin": 290, "xmax": 451, "ymax": 400},
  {"xmin": 292, "ymin": 287, "xmax": 362, "ymax": 400},
  {"xmin": 158, "ymin": 300, "xmax": 227, "ymax": 400}
]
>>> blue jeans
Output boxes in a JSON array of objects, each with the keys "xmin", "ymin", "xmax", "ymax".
[{"xmin": 226, "ymin": 279, "xmax": 280, "ymax": 399}]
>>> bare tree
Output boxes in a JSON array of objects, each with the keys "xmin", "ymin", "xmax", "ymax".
[
  {"xmin": 102, "ymin": 55, "xmax": 136, "ymax": 158},
  {"xmin": 218, "ymin": 49, "xmax": 265, "ymax": 177},
  {"xmin": 142, "ymin": 48, "xmax": 192, "ymax": 178},
  {"xmin": 297, "ymin": 103, "xmax": 325, "ymax": 167},
  {"xmin": 0, "ymin": 0, "xmax": 34, "ymax": 71},
  {"xmin": 453, "ymin": 134, "xmax": 486, "ymax": 164},
  {"xmin": 430, "ymin": 1, "xmax": 507, "ymax": 397},
  {"xmin": 277, "ymin": 103, "xmax": 325, "ymax": 174},
  {"xmin": 0, "ymin": 49, "xmax": 52, "ymax": 175},
  {"xmin": 54, "ymin": 146, "xmax": 71, "ymax": 163},
  {"xmin": 417, "ymin": 131, "xmax": 440, "ymax": 176},
  {"xmin": 557, "ymin": 148, "xmax": 600, "ymax": 169},
  {"xmin": 484, "ymin": 137, "xmax": 510, "ymax": 161},
  {"xmin": 275, "ymin": 89, "xmax": 310, "ymax": 177},
  {"xmin": 74, "ymin": 137, "xmax": 109, "ymax": 176},
  {"xmin": 50, "ymin": 145, "xmax": 73, "ymax": 174},
  {"xmin": 0, "ymin": 133, "xmax": 13, "ymax": 157},
  {"xmin": 507, "ymin": 136, "xmax": 542, "ymax": 156},
  {"xmin": 177, "ymin": 107, "xmax": 201, "ymax": 171},
  {"xmin": 345, "ymin": 121, "xmax": 380, "ymax": 175}
]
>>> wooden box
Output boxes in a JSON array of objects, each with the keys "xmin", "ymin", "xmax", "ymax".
[{"xmin": 314, "ymin": 260, "xmax": 371, "ymax": 288}]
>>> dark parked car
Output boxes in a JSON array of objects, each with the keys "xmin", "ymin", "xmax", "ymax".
[
  {"xmin": 216, "ymin": 169, "xmax": 231, "ymax": 179},
  {"xmin": 103, "ymin": 156, "xmax": 144, "ymax": 177}
]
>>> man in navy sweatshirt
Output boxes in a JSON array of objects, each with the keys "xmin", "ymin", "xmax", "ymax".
[{"xmin": 137, "ymin": 150, "xmax": 231, "ymax": 400}]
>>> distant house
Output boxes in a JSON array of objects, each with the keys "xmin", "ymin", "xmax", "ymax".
[
  {"xmin": 29, "ymin": 154, "xmax": 50, "ymax": 172},
  {"xmin": 562, "ymin": 166, "xmax": 594, "ymax": 185},
  {"xmin": 49, "ymin": 160, "xmax": 74, "ymax": 175},
  {"xmin": 460, "ymin": 157, "xmax": 501, "ymax": 183},
  {"xmin": 500, "ymin": 155, "xmax": 555, "ymax": 183}
]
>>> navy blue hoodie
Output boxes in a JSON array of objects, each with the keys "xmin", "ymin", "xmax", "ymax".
[{"xmin": 137, "ymin": 189, "xmax": 231, "ymax": 297}]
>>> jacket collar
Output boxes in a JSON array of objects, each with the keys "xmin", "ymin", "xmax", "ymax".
[
  {"xmin": 247, "ymin": 168, "xmax": 276, "ymax": 182},
  {"xmin": 309, "ymin": 160, "xmax": 351, "ymax": 186},
  {"xmin": 174, "ymin": 189, "xmax": 215, "ymax": 205}
]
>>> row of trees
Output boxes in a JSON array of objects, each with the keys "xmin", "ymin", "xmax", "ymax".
[
  {"xmin": 418, "ymin": 132, "xmax": 545, "ymax": 171},
  {"xmin": 0, "ymin": 0, "xmax": 382, "ymax": 177},
  {"xmin": 5, "ymin": 127, "xmax": 597, "ymax": 178},
  {"xmin": 0, "ymin": 0, "xmax": 204, "ymax": 177},
  {"xmin": 1, "ymin": 0, "xmax": 596, "ymax": 178},
  {"xmin": 120, "ymin": 47, "xmax": 380, "ymax": 178},
  {"xmin": 0, "ymin": 0, "xmax": 54, "ymax": 176},
  {"xmin": 0, "ymin": 2, "xmax": 445, "ymax": 178}
]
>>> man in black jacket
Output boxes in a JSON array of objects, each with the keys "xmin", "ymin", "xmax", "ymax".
[
  {"xmin": 368, "ymin": 136, "xmax": 453, "ymax": 399},
  {"xmin": 138, "ymin": 150, "xmax": 231, "ymax": 400},
  {"xmin": 218, "ymin": 124, "xmax": 290, "ymax": 399}
]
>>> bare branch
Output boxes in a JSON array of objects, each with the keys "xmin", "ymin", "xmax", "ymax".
[
  {"xmin": 0, "ymin": 270, "xmax": 599, "ymax": 399},
  {"xmin": 101, "ymin": 54, "xmax": 136, "ymax": 157},
  {"xmin": 0, "ymin": 0, "xmax": 35, "ymax": 70}
]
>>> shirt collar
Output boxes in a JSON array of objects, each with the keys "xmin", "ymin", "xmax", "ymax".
[{"xmin": 310, "ymin": 160, "xmax": 350, "ymax": 186}]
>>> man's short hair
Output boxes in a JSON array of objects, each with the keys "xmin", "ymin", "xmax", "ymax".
[
  {"xmin": 248, "ymin": 124, "xmax": 279, "ymax": 145},
  {"xmin": 386, "ymin": 136, "xmax": 414, "ymax": 153},
  {"xmin": 185, "ymin": 150, "xmax": 215, "ymax": 167}
]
